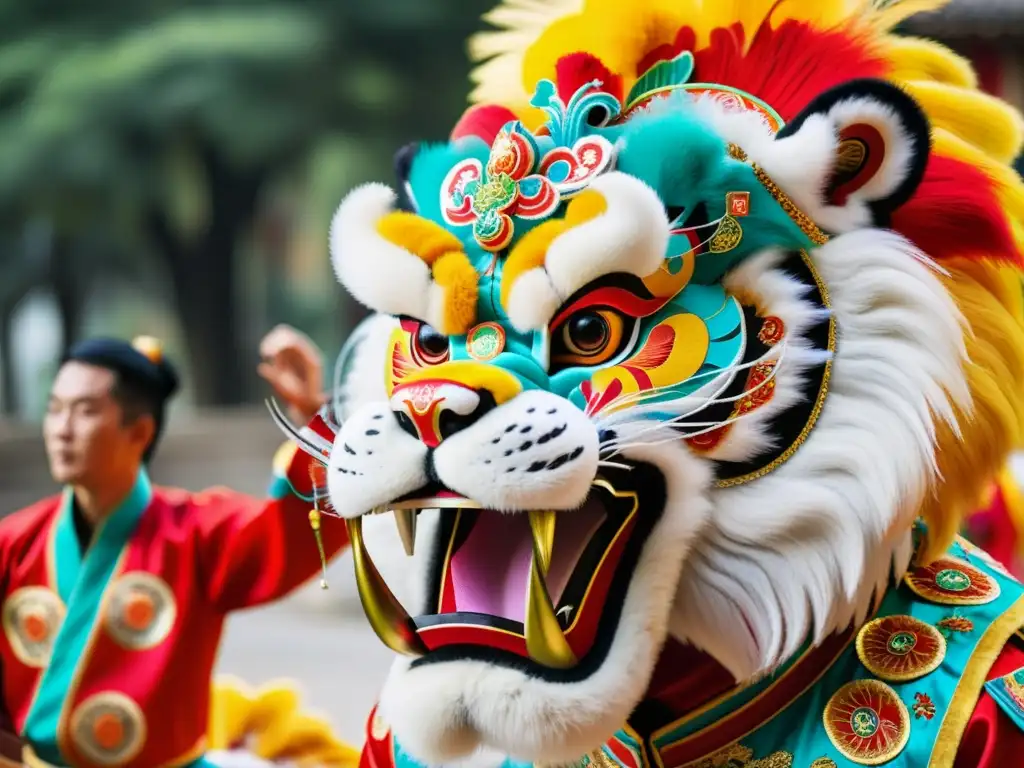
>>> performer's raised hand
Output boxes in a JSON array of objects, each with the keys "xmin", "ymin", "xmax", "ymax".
[{"xmin": 257, "ymin": 324, "xmax": 326, "ymax": 426}]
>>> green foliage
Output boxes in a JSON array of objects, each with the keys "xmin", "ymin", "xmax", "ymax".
[{"xmin": 0, "ymin": 0, "xmax": 498, "ymax": 405}]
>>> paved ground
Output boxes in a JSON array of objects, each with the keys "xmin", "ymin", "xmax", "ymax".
[{"xmin": 215, "ymin": 551, "xmax": 396, "ymax": 745}]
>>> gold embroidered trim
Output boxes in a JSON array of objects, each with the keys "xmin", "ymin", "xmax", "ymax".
[
  {"xmin": 715, "ymin": 249, "xmax": 835, "ymax": 489},
  {"xmin": 726, "ymin": 144, "xmax": 829, "ymax": 246},
  {"xmin": 855, "ymin": 615, "xmax": 947, "ymax": 682},
  {"xmin": 928, "ymin": 594, "xmax": 1024, "ymax": 767}
]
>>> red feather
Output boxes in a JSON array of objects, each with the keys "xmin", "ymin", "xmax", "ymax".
[
  {"xmin": 635, "ymin": 19, "xmax": 888, "ymax": 123},
  {"xmin": 451, "ymin": 105, "xmax": 519, "ymax": 144},
  {"xmin": 891, "ymin": 154, "xmax": 1021, "ymax": 264},
  {"xmin": 555, "ymin": 52, "xmax": 624, "ymax": 104}
]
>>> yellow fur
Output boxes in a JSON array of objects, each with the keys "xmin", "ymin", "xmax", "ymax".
[
  {"xmin": 472, "ymin": 0, "xmax": 957, "ymax": 107},
  {"xmin": 432, "ymin": 251, "xmax": 480, "ymax": 335},
  {"xmin": 501, "ymin": 220, "xmax": 565, "ymax": 309},
  {"xmin": 500, "ymin": 189, "xmax": 609, "ymax": 309},
  {"xmin": 376, "ymin": 211, "xmax": 465, "ymax": 266},
  {"xmin": 208, "ymin": 676, "xmax": 359, "ymax": 766},
  {"xmin": 900, "ymin": 81, "xmax": 1024, "ymax": 165},
  {"xmin": 881, "ymin": 36, "xmax": 977, "ymax": 89},
  {"xmin": 920, "ymin": 262, "xmax": 1024, "ymax": 562}
]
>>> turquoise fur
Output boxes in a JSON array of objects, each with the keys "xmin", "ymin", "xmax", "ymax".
[{"xmin": 399, "ymin": 77, "xmax": 824, "ymax": 441}]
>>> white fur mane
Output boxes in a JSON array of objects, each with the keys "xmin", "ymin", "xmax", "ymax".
[{"xmin": 671, "ymin": 229, "xmax": 970, "ymax": 680}]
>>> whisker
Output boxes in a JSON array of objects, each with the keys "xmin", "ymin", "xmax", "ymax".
[
  {"xmin": 599, "ymin": 390, "xmax": 779, "ymax": 459},
  {"xmin": 597, "ymin": 459, "xmax": 633, "ymax": 471},
  {"xmin": 266, "ymin": 398, "xmax": 333, "ymax": 463},
  {"xmin": 591, "ymin": 340, "xmax": 789, "ymax": 419}
]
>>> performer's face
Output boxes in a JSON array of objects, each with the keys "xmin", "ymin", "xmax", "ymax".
[{"xmin": 43, "ymin": 362, "xmax": 151, "ymax": 486}]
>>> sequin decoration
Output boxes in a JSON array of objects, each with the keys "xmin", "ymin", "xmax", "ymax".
[
  {"xmin": 823, "ymin": 679, "xmax": 910, "ymax": 765},
  {"xmin": 855, "ymin": 615, "xmax": 946, "ymax": 682},
  {"xmin": 913, "ymin": 693, "xmax": 936, "ymax": 720},
  {"xmin": 810, "ymin": 760, "xmax": 838, "ymax": 768},
  {"xmin": 904, "ymin": 555, "xmax": 1000, "ymax": 606}
]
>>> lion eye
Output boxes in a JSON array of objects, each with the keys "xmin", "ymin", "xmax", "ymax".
[
  {"xmin": 412, "ymin": 323, "xmax": 450, "ymax": 365},
  {"xmin": 552, "ymin": 309, "xmax": 628, "ymax": 368},
  {"xmin": 563, "ymin": 312, "xmax": 611, "ymax": 355}
]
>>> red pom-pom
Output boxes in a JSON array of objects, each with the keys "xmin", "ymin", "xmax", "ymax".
[
  {"xmin": 451, "ymin": 105, "xmax": 519, "ymax": 144},
  {"xmin": 555, "ymin": 52, "xmax": 623, "ymax": 103}
]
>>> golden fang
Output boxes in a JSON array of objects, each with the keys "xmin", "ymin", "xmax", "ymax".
[
  {"xmin": 346, "ymin": 516, "xmax": 426, "ymax": 657},
  {"xmin": 524, "ymin": 510, "xmax": 576, "ymax": 669}
]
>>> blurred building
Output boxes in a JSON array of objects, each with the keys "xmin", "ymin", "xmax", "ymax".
[{"xmin": 906, "ymin": 0, "xmax": 1024, "ymax": 177}]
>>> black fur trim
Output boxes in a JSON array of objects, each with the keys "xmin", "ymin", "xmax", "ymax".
[{"xmin": 779, "ymin": 78, "xmax": 931, "ymax": 225}]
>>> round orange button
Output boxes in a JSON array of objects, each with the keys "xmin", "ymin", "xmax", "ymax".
[
  {"xmin": 92, "ymin": 713, "xmax": 124, "ymax": 750},
  {"xmin": 123, "ymin": 593, "xmax": 154, "ymax": 631},
  {"xmin": 22, "ymin": 611, "xmax": 49, "ymax": 643}
]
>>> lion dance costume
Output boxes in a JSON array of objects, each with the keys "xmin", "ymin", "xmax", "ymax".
[{"xmin": 279, "ymin": 0, "xmax": 1024, "ymax": 764}]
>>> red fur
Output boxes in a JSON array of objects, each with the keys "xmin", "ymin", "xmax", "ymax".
[
  {"xmin": 555, "ymin": 52, "xmax": 623, "ymax": 104},
  {"xmin": 890, "ymin": 154, "xmax": 1021, "ymax": 264},
  {"xmin": 634, "ymin": 19, "xmax": 888, "ymax": 122},
  {"xmin": 451, "ymin": 105, "xmax": 519, "ymax": 144}
]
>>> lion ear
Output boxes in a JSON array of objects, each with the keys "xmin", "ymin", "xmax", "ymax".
[{"xmin": 774, "ymin": 79, "xmax": 931, "ymax": 230}]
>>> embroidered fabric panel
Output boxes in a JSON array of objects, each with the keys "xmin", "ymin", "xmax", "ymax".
[
  {"xmin": 646, "ymin": 536, "xmax": 1024, "ymax": 767},
  {"xmin": 390, "ymin": 728, "xmax": 646, "ymax": 767},
  {"xmin": 984, "ymin": 666, "xmax": 1024, "ymax": 733}
]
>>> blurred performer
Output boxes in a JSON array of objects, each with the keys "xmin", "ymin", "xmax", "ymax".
[{"xmin": 0, "ymin": 330, "xmax": 350, "ymax": 767}]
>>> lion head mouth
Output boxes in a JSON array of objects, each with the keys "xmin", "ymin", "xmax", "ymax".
[{"xmin": 347, "ymin": 462, "xmax": 666, "ymax": 676}]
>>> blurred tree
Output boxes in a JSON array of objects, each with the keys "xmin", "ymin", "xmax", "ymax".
[{"xmin": 0, "ymin": 0, "xmax": 493, "ymax": 406}]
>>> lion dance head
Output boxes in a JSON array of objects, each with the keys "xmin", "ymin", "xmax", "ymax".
[{"xmin": 292, "ymin": 0, "xmax": 1024, "ymax": 763}]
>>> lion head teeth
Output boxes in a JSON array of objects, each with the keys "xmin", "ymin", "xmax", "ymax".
[{"xmin": 345, "ymin": 516, "xmax": 427, "ymax": 657}]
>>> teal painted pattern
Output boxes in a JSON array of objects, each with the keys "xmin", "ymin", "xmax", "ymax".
[{"xmin": 23, "ymin": 470, "xmax": 152, "ymax": 765}]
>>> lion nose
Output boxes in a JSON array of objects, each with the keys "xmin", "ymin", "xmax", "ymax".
[{"xmin": 390, "ymin": 381, "xmax": 496, "ymax": 448}]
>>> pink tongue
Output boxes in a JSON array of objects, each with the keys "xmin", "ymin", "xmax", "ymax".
[
  {"xmin": 451, "ymin": 513, "xmax": 533, "ymax": 621},
  {"xmin": 449, "ymin": 505, "xmax": 605, "ymax": 623}
]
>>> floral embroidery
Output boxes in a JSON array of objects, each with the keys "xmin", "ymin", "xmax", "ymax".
[
  {"xmin": 936, "ymin": 612, "xmax": 974, "ymax": 638},
  {"xmin": 913, "ymin": 692, "xmax": 936, "ymax": 720}
]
